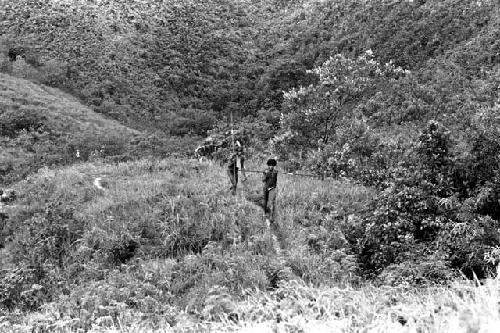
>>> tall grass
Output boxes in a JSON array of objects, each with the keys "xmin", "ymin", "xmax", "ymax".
[
  {"xmin": 3, "ymin": 276, "xmax": 500, "ymax": 332},
  {"xmin": 2, "ymin": 157, "xmax": 498, "ymax": 332}
]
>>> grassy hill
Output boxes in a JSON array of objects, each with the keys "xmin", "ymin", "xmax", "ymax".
[
  {"xmin": 0, "ymin": 72, "xmax": 199, "ymax": 186},
  {"xmin": 0, "ymin": 156, "xmax": 371, "ymax": 327},
  {"xmin": 0, "ymin": 72, "xmax": 138, "ymax": 137}
]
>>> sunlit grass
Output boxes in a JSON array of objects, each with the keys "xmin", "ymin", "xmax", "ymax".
[
  {"xmin": 3, "ymin": 157, "xmax": 499, "ymax": 332},
  {"xmin": 3, "ymin": 276, "xmax": 500, "ymax": 332}
]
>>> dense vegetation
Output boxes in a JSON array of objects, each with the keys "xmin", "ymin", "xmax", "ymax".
[
  {"xmin": 2, "ymin": 0, "xmax": 498, "ymax": 130},
  {"xmin": 0, "ymin": 0, "xmax": 275, "ymax": 132},
  {"xmin": 1, "ymin": 0, "xmax": 500, "ymax": 331},
  {"xmin": 0, "ymin": 157, "xmax": 369, "ymax": 329},
  {"xmin": 1, "ymin": 158, "xmax": 499, "ymax": 331}
]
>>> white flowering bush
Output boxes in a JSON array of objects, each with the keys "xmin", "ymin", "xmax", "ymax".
[{"xmin": 276, "ymin": 51, "xmax": 408, "ymax": 171}]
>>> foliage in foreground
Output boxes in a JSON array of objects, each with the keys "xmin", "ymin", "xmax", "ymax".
[
  {"xmin": 2, "ymin": 276, "xmax": 500, "ymax": 332},
  {"xmin": 0, "ymin": 156, "xmax": 498, "ymax": 331},
  {"xmin": 0, "ymin": 157, "xmax": 368, "ymax": 309}
]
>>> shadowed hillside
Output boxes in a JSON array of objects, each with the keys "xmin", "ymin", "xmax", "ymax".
[{"xmin": 0, "ymin": 73, "xmax": 143, "ymax": 185}]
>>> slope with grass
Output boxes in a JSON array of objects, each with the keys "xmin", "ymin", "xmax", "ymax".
[
  {"xmin": 0, "ymin": 72, "xmax": 138, "ymax": 136},
  {"xmin": 0, "ymin": 156, "xmax": 373, "ymax": 329},
  {"xmin": 1, "ymin": 1, "xmax": 499, "ymax": 330},
  {"xmin": 2, "ymin": 157, "xmax": 500, "ymax": 331},
  {"xmin": 0, "ymin": 72, "xmax": 143, "ymax": 185}
]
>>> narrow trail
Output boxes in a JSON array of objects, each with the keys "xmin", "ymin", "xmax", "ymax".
[
  {"xmin": 269, "ymin": 222, "xmax": 283, "ymax": 256},
  {"xmin": 239, "ymin": 179, "xmax": 286, "ymax": 257},
  {"xmin": 88, "ymin": 159, "xmax": 288, "ymax": 256}
]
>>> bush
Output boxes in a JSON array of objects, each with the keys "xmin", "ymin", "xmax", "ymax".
[
  {"xmin": 7, "ymin": 202, "xmax": 84, "ymax": 270},
  {"xmin": 37, "ymin": 268, "xmax": 177, "ymax": 331},
  {"xmin": 287, "ymin": 250, "xmax": 359, "ymax": 286},
  {"xmin": 378, "ymin": 256, "xmax": 460, "ymax": 286},
  {"xmin": 0, "ymin": 266, "xmax": 50, "ymax": 311},
  {"xmin": 0, "ymin": 109, "xmax": 46, "ymax": 138},
  {"xmin": 357, "ymin": 121, "xmax": 500, "ymax": 281}
]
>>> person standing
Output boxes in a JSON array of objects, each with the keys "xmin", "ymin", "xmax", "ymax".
[
  {"xmin": 227, "ymin": 146, "xmax": 245, "ymax": 195},
  {"xmin": 263, "ymin": 158, "xmax": 278, "ymax": 223},
  {"xmin": 236, "ymin": 143, "xmax": 247, "ymax": 182},
  {"xmin": 227, "ymin": 153, "xmax": 238, "ymax": 195}
]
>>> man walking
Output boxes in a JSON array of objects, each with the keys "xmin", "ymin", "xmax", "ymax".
[{"xmin": 263, "ymin": 158, "xmax": 278, "ymax": 223}]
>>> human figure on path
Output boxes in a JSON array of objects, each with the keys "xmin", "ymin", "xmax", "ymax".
[
  {"xmin": 227, "ymin": 145, "xmax": 246, "ymax": 195},
  {"xmin": 263, "ymin": 158, "xmax": 278, "ymax": 223},
  {"xmin": 235, "ymin": 141, "xmax": 247, "ymax": 181}
]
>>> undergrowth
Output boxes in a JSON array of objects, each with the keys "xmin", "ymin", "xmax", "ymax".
[{"xmin": 3, "ymin": 157, "xmax": 497, "ymax": 332}]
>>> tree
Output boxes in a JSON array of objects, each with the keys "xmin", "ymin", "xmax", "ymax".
[{"xmin": 275, "ymin": 50, "xmax": 407, "ymax": 156}]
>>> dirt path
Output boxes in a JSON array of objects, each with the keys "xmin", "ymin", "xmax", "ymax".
[{"xmin": 240, "ymin": 184, "xmax": 285, "ymax": 255}]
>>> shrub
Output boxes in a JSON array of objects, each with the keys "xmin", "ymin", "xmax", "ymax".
[
  {"xmin": 357, "ymin": 120, "xmax": 500, "ymax": 281},
  {"xmin": 0, "ymin": 109, "xmax": 46, "ymax": 138},
  {"xmin": 0, "ymin": 266, "xmax": 49, "ymax": 311},
  {"xmin": 377, "ymin": 253, "xmax": 460, "ymax": 286},
  {"xmin": 7, "ymin": 202, "xmax": 84, "ymax": 270},
  {"xmin": 37, "ymin": 59, "xmax": 69, "ymax": 87},
  {"xmin": 36, "ymin": 268, "xmax": 178, "ymax": 331},
  {"xmin": 287, "ymin": 250, "xmax": 359, "ymax": 286}
]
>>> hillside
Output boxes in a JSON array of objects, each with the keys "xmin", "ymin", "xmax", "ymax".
[
  {"xmin": 1, "ymin": 0, "xmax": 498, "ymax": 137},
  {"xmin": 0, "ymin": 73, "xmax": 141, "ymax": 185},
  {"xmin": 0, "ymin": 0, "xmax": 265, "ymax": 133},
  {"xmin": 0, "ymin": 72, "xmax": 139, "ymax": 137}
]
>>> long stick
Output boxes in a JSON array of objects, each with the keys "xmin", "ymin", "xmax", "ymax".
[
  {"xmin": 230, "ymin": 109, "xmax": 237, "ymax": 193},
  {"xmin": 240, "ymin": 169, "xmax": 328, "ymax": 178},
  {"xmin": 230, "ymin": 109, "xmax": 235, "ymax": 154}
]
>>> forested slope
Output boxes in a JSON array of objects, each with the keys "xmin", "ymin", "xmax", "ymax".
[
  {"xmin": 1, "ymin": 0, "xmax": 497, "ymax": 136},
  {"xmin": 0, "ymin": 0, "xmax": 268, "ymax": 133}
]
